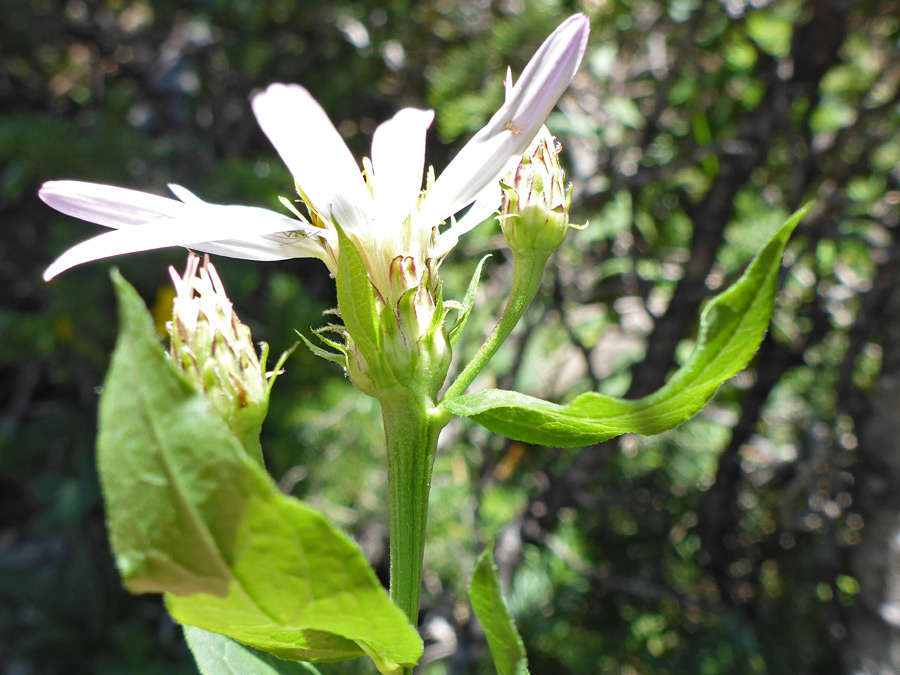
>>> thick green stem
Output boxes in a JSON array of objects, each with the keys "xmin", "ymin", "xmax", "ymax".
[
  {"xmin": 380, "ymin": 388, "xmax": 448, "ymax": 663},
  {"xmin": 442, "ymin": 253, "xmax": 550, "ymax": 401}
]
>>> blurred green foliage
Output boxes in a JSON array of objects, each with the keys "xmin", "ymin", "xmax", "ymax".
[{"xmin": 2, "ymin": 0, "xmax": 900, "ymax": 674}]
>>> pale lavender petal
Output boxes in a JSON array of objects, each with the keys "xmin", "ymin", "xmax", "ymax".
[
  {"xmin": 371, "ymin": 108, "xmax": 434, "ymax": 230},
  {"xmin": 251, "ymin": 83, "xmax": 372, "ymax": 232},
  {"xmin": 40, "ymin": 180, "xmax": 187, "ymax": 228},
  {"xmin": 184, "ymin": 237, "xmax": 301, "ymax": 262},
  {"xmin": 419, "ymin": 13, "xmax": 589, "ymax": 227},
  {"xmin": 43, "ymin": 188, "xmax": 317, "ymax": 280},
  {"xmin": 166, "ymin": 183, "xmax": 327, "ymax": 260},
  {"xmin": 435, "ymin": 127, "xmax": 556, "ymax": 254}
]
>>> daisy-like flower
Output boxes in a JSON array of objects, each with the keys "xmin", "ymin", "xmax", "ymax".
[{"xmin": 41, "ymin": 14, "xmax": 590, "ymax": 296}]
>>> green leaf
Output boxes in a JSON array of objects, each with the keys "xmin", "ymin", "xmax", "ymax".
[
  {"xmin": 449, "ymin": 254, "xmax": 491, "ymax": 347},
  {"xmin": 184, "ymin": 626, "xmax": 323, "ymax": 675},
  {"xmin": 98, "ymin": 272, "xmax": 422, "ymax": 674},
  {"xmin": 468, "ymin": 548, "xmax": 529, "ymax": 675},
  {"xmin": 334, "ymin": 224, "xmax": 382, "ymax": 365},
  {"xmin": 441, "ymin": 205, "xmax": 810, "ymax": 447}
]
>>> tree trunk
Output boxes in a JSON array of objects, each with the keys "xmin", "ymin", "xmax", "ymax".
[{"xmin": 843, "ymin": 242, "xmax": 900, "ymax": 674}]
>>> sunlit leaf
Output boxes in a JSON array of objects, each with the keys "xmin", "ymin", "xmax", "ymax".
[{"xmin": 98, "ymin": 272, "xmax": 422, "ymax": 674}]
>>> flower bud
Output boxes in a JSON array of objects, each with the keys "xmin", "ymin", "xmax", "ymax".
[
  {"xmin": 166, "ymin": 254, "xmax": 273, "ymax": 457},
  {"xmin": 499, "ymin": 129, "xmax": 573, "ymax": 258}
]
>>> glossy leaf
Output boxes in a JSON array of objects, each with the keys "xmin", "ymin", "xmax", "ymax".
[
  {"xmin": 440, "ymin": 205, "xmax": 810, "ymax": 447},
  {"xmin": 98, "ymin": 272, "xmax": 422, "ymax": 673},
  {"xmin": 469, "ymin": 548, "xmax": 529, "ymax": 675}
]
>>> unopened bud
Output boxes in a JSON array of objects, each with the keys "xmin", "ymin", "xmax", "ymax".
[
  {"xmin": 166, "ymin": 254, "xmax": 273, "ymax": 457},
  {"xmin": 499, "ymin": 129, "xmax": 573, "ymax": 258}
]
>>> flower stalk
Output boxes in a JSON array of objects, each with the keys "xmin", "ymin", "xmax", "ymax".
[
  {"xmin": 379, "ymin": 391, "xmax": 449, "ymax": 644},
  {"xmin": 440, "ymin": 252, "xmax": 550, "ymax": 402},
  {"xmin": 442, "ymin": 132, "xmax": 576, "ymax": 402}
]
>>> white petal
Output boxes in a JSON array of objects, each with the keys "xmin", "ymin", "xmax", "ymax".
[
  {"xmin": 168, "ymin": 183, "xmax": 204, "ymax": 204},
  {"xmin": 166, "ymin": 183, "xmax": 327, "ymax": 260},
  {"xmin": 371, "ymin": 108, "xmax": 434, "ymax": 230},
  {"xmin": 251, "ymin": 83, "xmax": 372, "ymax": 231},
  {"xmin": 420, "ymin": 14, "xmax": 589, "ymax": 226},
  {"xmin": 181, "ymin": 231, "xmax": 325, "ymax": 262},
  {"xmin": 44, "ymin": 196, "xmax": 313, "ymax": 280},
  {"xmin": 40, "ymin": 181, "xmax": 186, "ymax": 228}
]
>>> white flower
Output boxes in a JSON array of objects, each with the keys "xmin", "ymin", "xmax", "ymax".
[{"xmin": 41, "ymin": 14, "xmax": 589, "ymax": 289}]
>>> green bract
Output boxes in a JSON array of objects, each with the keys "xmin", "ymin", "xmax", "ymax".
[
  {"xmin": 98, "ymin": 272, "xmax": 422, "ymax": 674},
  {"xmin": 335, "ymin": 224, "xmax": 451, "ymax": 402},
  {"xmin": 440, "ymin": 205, "xmax": 810, "ymax": 446},
  {"xmin": 448, "ymin": 254, "xmax": 492, "ymax": 347}
]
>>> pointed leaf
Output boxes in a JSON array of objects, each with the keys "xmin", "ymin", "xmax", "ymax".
[
  {"xmin": 469, "ymin": 548, "xmax": 529, "ymax": 675},
  {"xmin": 441, "ymin": 205, "xmax": 810, "ymax": 447},
  {"xmin": 184, "ymin": 626, "xmax": 323, "ymax": 675},
  {"xmin": 449, "ymin": 255, "xmax": 491, "ymax": 346},
  {"xmin": 98, "ymin": 272, "xmax": 422, "ymax": 673}
]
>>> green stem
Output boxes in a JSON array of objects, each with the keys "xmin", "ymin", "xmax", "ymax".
[
  {"xmin": 380, "ymin": 388, "xmax": 448, "ymax": 669},
  {"xmin": 441, "ymin": 253, "xmax": 550, "ymax": 402}
]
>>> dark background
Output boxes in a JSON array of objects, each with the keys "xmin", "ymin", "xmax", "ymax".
[{"xmin": 2, "ymin": 0, "xmax": 900, "ymax": 673}]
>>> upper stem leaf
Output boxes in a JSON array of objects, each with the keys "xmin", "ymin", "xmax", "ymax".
[{"xmin": 440, "ymin": 205, "xmax": 810, "ymax": 447}]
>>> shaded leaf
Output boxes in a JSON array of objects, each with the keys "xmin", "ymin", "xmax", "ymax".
[{"xmin": 469, "ymin": 548, "xmax": 528, "ymax": 675}]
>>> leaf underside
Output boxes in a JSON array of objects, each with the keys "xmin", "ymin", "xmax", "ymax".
[{"xmin": 184, "ymin": 625, "xmax": 324, "ymax": 675}]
